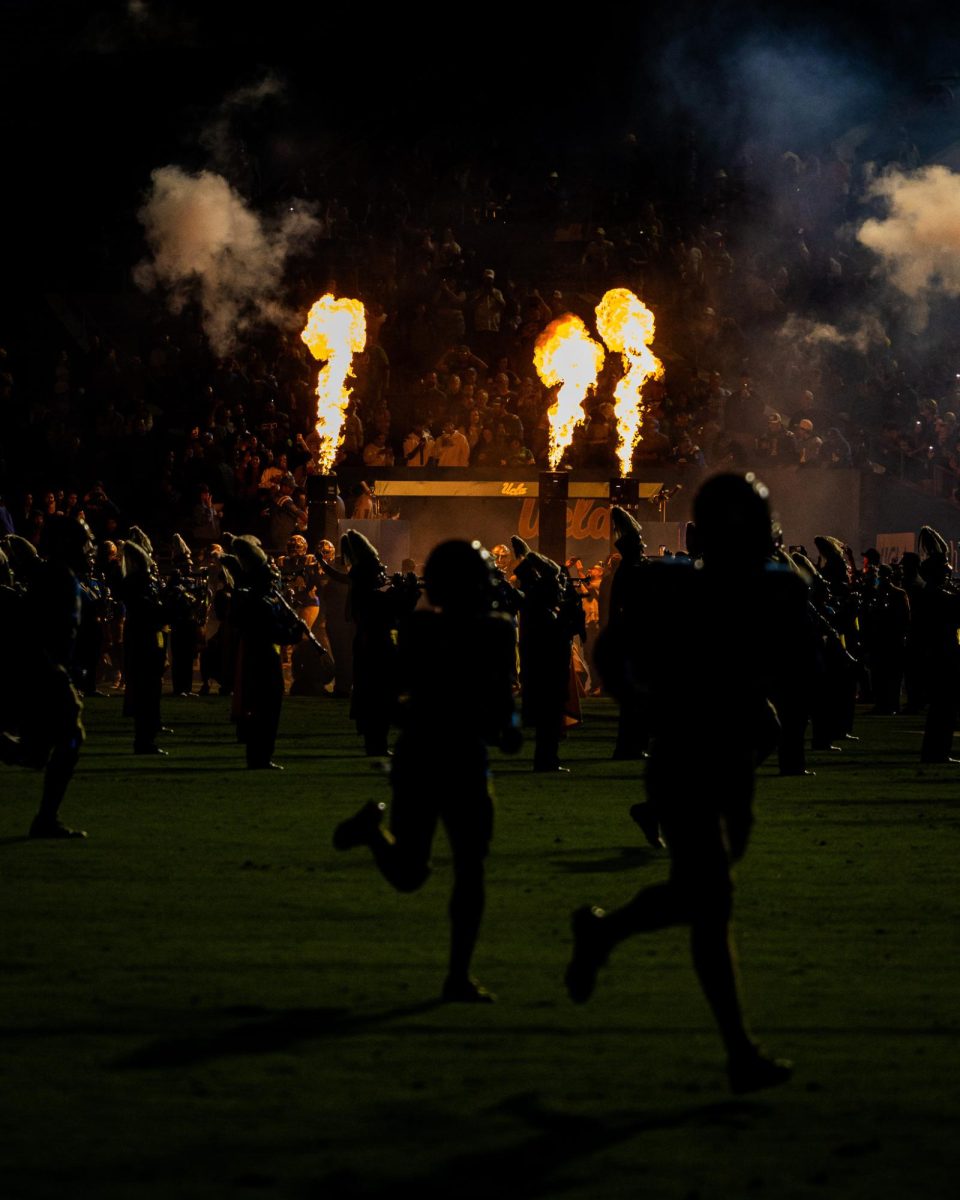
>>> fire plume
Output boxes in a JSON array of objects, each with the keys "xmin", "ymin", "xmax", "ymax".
[
  {"xmin": 300, "ymin": 294, "xmax": 367, "ymax": 472},
  {"xmin": 533, "ymin": 314, "xmax": 605, "ymax": 469},
  {"xmin": 595, "ymin": 288, "xmax": 663, "ymax": 476}
]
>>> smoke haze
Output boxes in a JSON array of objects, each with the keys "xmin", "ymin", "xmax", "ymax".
[
  {"xmin": 649, "ymin": 17, "xmax": 887, "ymax": 161},
  {"xmin": 199, "ymin": 72, "xmax": 285, "ymax": 173},
  {"xmin": 857, "ymin": 165, "xmax": 960, "ymax": 328},
  {"xmin": 777, "ymin": 313, "xmax": 888, "ymax": 354},
  {"xmin": 134, "ymin": 166, "xmax": 318, "ymax": 355}
]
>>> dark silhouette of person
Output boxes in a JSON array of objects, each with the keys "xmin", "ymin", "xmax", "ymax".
[
  {"xmin": 339, "ymin": 530, "xmax": 420, "ymax": 757},
  {"xmin": 228, "ymin": 535, "xmax": 305, "ymax": 769},
  {"xmin": 118, "ymin": 539, "xmax": 168, "ymax": 755},
  {"xmin": 860, "ymin": 563, "xmax": 910, "ymax": 715},
  {"xmin": 333, "ymin": 539, "xmax": 522, "ymax": 1002},
  {"xmin": 900, "ymin": 551, "xmax": 928, "ymax": 714},
  {"xmin": 0, "ymin": 527, "xmax": 87, "ymax": 838},
  {"xmin": 72, "ymin": 531, "xmax": 111, "ymax": 700},
  {"xmin": 316, "ymin": 538, "xmax": 353, "ymax": 698},
  {"xmin": 592, "ymin": 508, "xmax": 664, "ymax": 844},
  {"xmin": 511, "ymin": 537, "xmax": 583, "ymax": 772},
  {"xmin": 810, "ymin": 535, "xmax": 860, "ymax": 750},
  {"xmin": 914, "ymin": 527, "xmax": 960, "ymax": 763},
  {"xmin": 162, "ymin": 534, "xmax": 204, "ymax": 696},
  {"xmin": 603, "ymin": 508, "xmax": 652, "ymax": 762},
  {"xmin": 778, "ymin": 548, "xmax": 838, "ymax": 777},
  {"xmin": 199, "ymin": 556, "xmax": 237, "ymax": 697},
  {"xmin": 565, "ymin": 474, "xmax": 800, "ymax": 1093}
]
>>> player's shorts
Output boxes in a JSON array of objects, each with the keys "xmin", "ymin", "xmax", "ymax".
[
  {"xmin": 647, "ymin": 743, "xmax": 755, "ymax": 915},
  {"xmin": 390, "ymin": 734, "xmax": 494, "ymax": 869}
]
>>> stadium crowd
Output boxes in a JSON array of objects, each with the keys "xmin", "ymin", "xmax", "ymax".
[{"xmin": 4, "ymin": 113, "xmax": 960, "ymax": 552}]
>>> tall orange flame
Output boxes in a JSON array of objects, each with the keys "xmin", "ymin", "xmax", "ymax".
[
  {"xmin": 533, "ymin": 314, "xmax": 605, "ymax": 470},
  {"xmin": 300, "ymin": 294, "xmax": 367, "ymax": 473},
  {"xmin": 595, "ymin": 288, "xmax": 663, "ymax": 476}
]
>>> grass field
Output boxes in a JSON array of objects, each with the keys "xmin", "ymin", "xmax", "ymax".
[{"xmin": 2, "ymin": 692, "xmax": 958, "ymax": 1199}]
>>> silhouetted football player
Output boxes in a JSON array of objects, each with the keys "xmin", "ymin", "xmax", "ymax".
[
  {"xmin": 333, "ymin": 539, "xmax": 521, "ymax": 1002},
  {"xmin": 567, "ymin": 474, "xmax": 801, "ymax": 1093}
]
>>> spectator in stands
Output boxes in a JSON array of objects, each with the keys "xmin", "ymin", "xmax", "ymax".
[
  {"xmin": 703, "ymin": 372, "xmax": 730, "ymax": 421},
  {"xmin": 516, "ymin": 290, "xmax": 553, "ymax": 347},
  {"xmin": 634, "ymin": 418, "xmax": 670, "ymax": 465},
  {"xmin": 667, "ymin": 432, "xmax": 706, "ymax": 468},
  {"xmin": 470, "ymin": 270, "xmax": 506, "ymax": 362},
  {"xmin": 822, "ymin": 427, "xmax": 852, "ymax": 468},
  {"xmin": 432, "ymin": 421, "xmax": 471, "ymax": 467},
  {"xmin": 83, "ymin": 483, "xmax": 121, "ymax": 543},
  {"xmin": 517, "ymin": 382, "xmax": 545, "ymax": 444},
  {"xmin": 794, "ymin": 418, "xmax": 823, "ymax": 465},
  {"xmin": 402, "ymin": 423, "xmax": 434, "ymax": 468},
  {"xmin": 471, "ymin": 425, "xmax": 504, "ymax": 467},
  {"xmin": 458, "ymin": 381, "xmax": 477, "ymax": 415},
  {"xmin": 259, "ymin": 451, "xmax": 290, "ymax": 489},
  {"xmin": 432, "ymin": 277, "xmax": 467, "ymax": 344},
  {"xmin": 581, "ymin": 404, "xmax": 617, "ymax": 468},
  {"xmin": 724, "ymin": 373, "xmax": 765, "ymax": 445},
  {"xmin": 192, "ymin": 484, "xmax": 221, "ymax": 550},
  {"xmin": 756, "ymin": 413, "xmax": 798, "ymax": 463},
  {"xmin": 937, "ymin": 411, "xmax": 958, "ymax": 449},
  {"xmin": 12, "ymin": 102, "xmax": 960, "ymax": 533},
  {"xmin": 435, "ymin": 344, "xmax": 488, "ymax": 379},
  {"xmin": 339, "ymin": 404, "xmax": 365, "ymax": 467},
  {"xmin": 459, "ymin": 409, "xmax": 484, "ymax": 452},
  {"xmin": 292, "ymin": 488, "xmax": 310, "ymax": 530},
  {"xmin": 581, "ymin": 227, "xmax": 615, "ymax": 277},
  {"xmin": 487, "ymin": 397, "xmax": 523, "ymax": 444},
  {"xmin": 415, "ymin": 371, "xmax": 448, "ymax": 421},
  {"xmin": 506, "ymin": 436, "xmax": 536, "ymax": 467},
  {"xmin": 355, "ymin": 337, "xmax": 391, "ymax": 412},
  {"xmin": 350, "ymin": 482, "xmax": 376, "ymax": 519},
  {"xmin": 438, "ymin": 227, "xmax": 463, "ymax": 268},
  {"xmin": 363, "ymin": 432, "xmax": 395, "ymax": 467},
  {"xmin": 268, "ymin": 476, "xmax": 307, "ymax": 551},
  {"xmin": 444, "ymin": 374, "xmax": 465, "ymax": 420},
  {"xmin": 490, "ymin": 371, "xmax": 518, "ymax": 407}
]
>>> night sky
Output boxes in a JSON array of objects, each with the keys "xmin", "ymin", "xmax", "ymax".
[{"xmin": 1, "ymin": 0, "xmax": 958, "ymax": 298}]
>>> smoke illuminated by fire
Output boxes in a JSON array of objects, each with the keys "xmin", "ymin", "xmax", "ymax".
[
  {"xmin": 533, "ymin": 314, "xmax": 605, "ymax": 469},
  {"xmin": 135, "ymin": 166, "xmax": 320, "ymax": 356},
  {"xmin": 595, "ymin": 288, "xmax": 663, "ymax": 476},
  {"xmin": 300, "ymin": 295, "xmax": 367, "ymax": 473},
  {"xmin": 857, "ymin": 165, "xmax": 960, "ymax": 330}
]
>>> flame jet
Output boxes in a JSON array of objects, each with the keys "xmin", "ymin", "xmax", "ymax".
[
  {"xmin": 300, "ymin": 295, "xmax": 367, "ymax": 472},
  {"xmin": 533, "ymin": 314, "xmax": 606, "ymax": 470},
  {"xmin": 595, "ymin": 288, "xmax": 663, "ymax": 476}
]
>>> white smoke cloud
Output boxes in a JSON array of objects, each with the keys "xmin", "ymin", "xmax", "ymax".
[
  {"xmin": 224, "ymin": 75, "xmax": 285, "ymax": 109},
  {"xmin": 777, "ymin": 313, "xmax": 888, "ymax": 355},
  {"xmin": 858, "ymin": 165, "xmax": 960, "ymax": 328},
  {"xmin": 199, "ymin": 73, "xmax": 285, "ymax": 171},
  {"xmin": 134, "ymin": 166, "xmax": 319, "ymax": 356}
]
